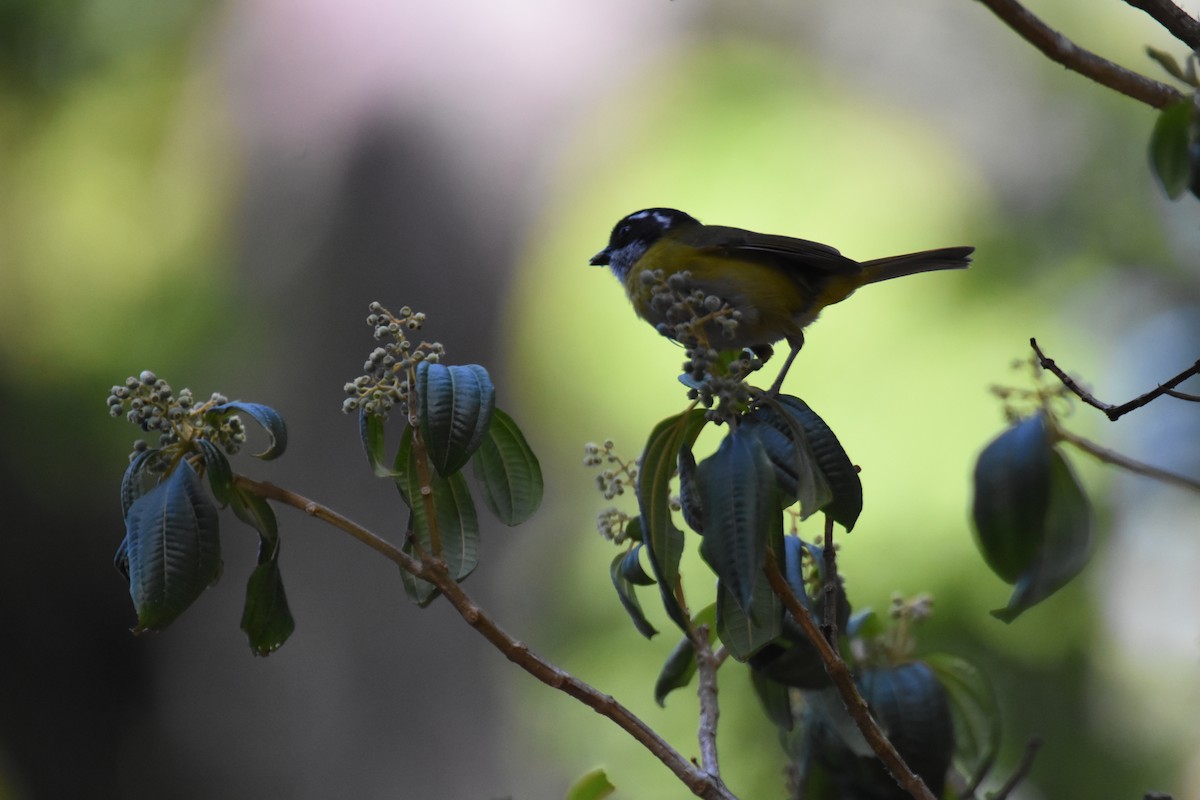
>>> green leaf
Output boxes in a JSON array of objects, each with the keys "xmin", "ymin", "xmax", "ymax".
[
  {"xmin": 610, "ymin": 550, "xmax": 658, "ymax": 639},
  {"xmin": 992, "ymin": 449, "xmax": 1092, "ymax": 622},
  {"xmin": 696, "ymin": 426, "xmax": 778, "ymax": 610},
  {"xmin": 972, "ymin": 412, "xmax": 1053, "ymax": 583},
  {"xmin": 1150, "ymin": 99, "xmax": 1194, "ymax": 199},
  {"xmin": 653, "ymin": 603, "xmax": 717, "ymax": 707},
  {"xmin": 470, "ymin": 407, "xmax": 543, "ymax": 525},
  {"xmin": 120, "ymin": 448, "xmax": 161, "ymax": 517},
  {"xmin": 240, "ymin": 539, "xmax": 295, "ymax": 656},
  {"xmin": 196, "ymin": 438, "xmax": 234, "ymax": 507},
  {"xmin": 400, "ymin": 525, "xmax": 440, "ymax": 607},
  {"xmin": 416, "ymin": 362, "xmax": 495, "ymax": 476},
  {"xmin": 750, "ymin": 666, "xmax": 795, "ymax": 731},
  {"xmin": 208, "ymin": 401, "xmax": 288, "ymax": 460},
  {"xmin": 716, "ymin": 571, "xmax": 782, "ymax": 661},
  {"xmin": 565, "ymin": 768, "xmax": 616, "ymax": 800},
  {"xmin": 925, "ymin": 653, "xmax": 1001, "ymax": 787},
  {"xmin": 396, "ymin": 426, "xmax": 481, "ymax": 589},
  {"xmin": 772, "ymin": 396, "xmax": 861, "ymax": 531},
  {"xmin": 359, "ymin": 409, "xmax": 399, "ymax": 478},
  {"xmin": 637, "ymin": 409, "xmax": 708, "ymax": 631},
  {"xmin": 230, "ymin": 483, "xmax": 279, "ymax": 544},
  {"xmin": 122, "ymin": 461, "xmax": 222, "ymax": 633},
  {"xmin": 618, "ymin": 544, "xmax": 655, "ymax": 586},
  {"xmin": 748, "ymin": 538, "xmax": 831, "ymax": 690}
]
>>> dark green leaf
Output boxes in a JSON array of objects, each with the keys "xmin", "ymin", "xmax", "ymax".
[
  {"xmin": 619, "ymin": 544, "xmax": 655, "ymax": 586},
  {"xmin": 470, "ymin": 407, "xmax": 543, "ymax": 525},
  {"xmin": 196, "ymin": 438, "xmax": 234, "ymax": 507},
  {"xmin": 772, "ymin": 396, "xmax": 861, "ymax": 531},
  {"xmin": 740, "ymin": 412, "xmax": 829, "ymax": 521},
  {"xmin": 416, "ymin": 362, "xmax": 495, "ymax": 476},
  {"xmin": 208, "ymin": 401, "xmax": 288, "ymax": 460},
  {"xmin": 610, "ymin": 550, "xmax": 658, "ymax": 639},
  {"xmin": 716, "ymin": 572, "xmax": 782, "ymax": 661},
  {"xmin": 240, "ymin": 540, "xmax": 295, "ymax": 656},
  {"xmin": 637, "ymin": 409, "xmax": 708, "ymax": 631},
  {"xmin": 1150, "ymin": 99, "xmax": 1194, "ymax": 199},
  {"xmin": 123, "ymin": 462, "xmax": 222, "ymax": 632},
  {"xmin": 696, "ymin": 426, "xmax": 778, "ymax": 610},
  {"xmin": 565, "ymin": 768, "xmax": 616, "ymax": 800},
  {"xmin": 992, "ymin": 449, "xmax": 1092, "ymax": 622},
  {"xmin": 750, "ymin": 666, "xmax": 795, "ymax": 731},
  {"xmin": 230, "ymin": 484, "xmax": 279, "ymax": 544},
  {"xmin": 395, "ymin": 424, "xmax": 481, "ymax": 585},
  {"xmin": 925, "ymin": 653, "xmax": 1001, "ymax": 787},
  {"xmin": 359, "ymin": 409, "xmax": 399, "ymax": 478},
  {"xmin": 400, "ymin": 524, "xmax": 440, "ymax": 607},
  {"xmin": 653, "ymin": 603, "xmax": 716, "ymax": 707},
  {"xmin": 972, "ymin": 412, "xmax": 1053, "ymax": 583},
  {"xmin": 120, "ymin": 448, "xmax": 161, "ymax": 517}
]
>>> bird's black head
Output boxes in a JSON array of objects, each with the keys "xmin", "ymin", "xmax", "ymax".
[{"xmin": 589, "ymin": 208, "xmax": 700, "ymax": 281}]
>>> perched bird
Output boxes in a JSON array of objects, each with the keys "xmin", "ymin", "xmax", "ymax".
[{"xmin": 590, "ymin": 208, "xmax": 973, "ymax": 390}]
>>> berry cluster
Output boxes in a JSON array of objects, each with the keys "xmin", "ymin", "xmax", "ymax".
[
  {"xmin": 584, "ymin": 440, "xmax": 641, "ymax": 542},
  {"xmin": 640, "ymin": 269, "xmax": 762, "ymax": 423},
  {"xmin": 106, "ymin": 371, "xmax": 245, "ymax": 458},
  {"xmin": 342, "ymin": 303, "xmax": 445, "ymax": 419}
]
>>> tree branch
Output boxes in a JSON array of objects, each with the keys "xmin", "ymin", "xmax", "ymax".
[
  {"xmin": 690, "ymin": 623, "xmax": 724, "ymax": 782},
  {"xmin": 763, "ymin": 552, "xmax": 937, "ymax": 800},
  {"xmin": 975, "ymin": 0, "xmax": 1184, "ymax": 108},
  {"xmin": 1031, "ymin": 338, "xmax": 1200, "ymax": 421},
  {"xmin": 1054, "ymin": 427, "xmax": 1200, "ymax": 493},
  {"xmin": 1123, "ymin": 0, "xmax": 1200, "ymax": 50},
  {"xmin": 234, "ymin": 475, "xmax": 738, "ymax": 800}
]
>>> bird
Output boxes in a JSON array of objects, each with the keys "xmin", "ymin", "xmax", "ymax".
[{"xmin": 589, "ymin": 208, "xmax": 973, "ymax": 392}]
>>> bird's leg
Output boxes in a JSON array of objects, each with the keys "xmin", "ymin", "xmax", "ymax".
[{"xmin": 764, "ymin": 334, "xmax": 804, "ymax": 396}]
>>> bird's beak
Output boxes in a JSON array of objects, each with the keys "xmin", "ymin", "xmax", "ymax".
[{"xmin": 589, "ymin": 249, "xmax": 610, "ymax": 266}]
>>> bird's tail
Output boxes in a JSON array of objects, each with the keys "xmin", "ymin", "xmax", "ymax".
[{"xmin": 860, "ymin": 246, "xmax": 974, "ymax": 284}]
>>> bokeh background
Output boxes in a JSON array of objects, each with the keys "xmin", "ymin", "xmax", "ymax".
[{"xmin": 2, "ymin": 0, "xmax": 1199, "ymax": 798}]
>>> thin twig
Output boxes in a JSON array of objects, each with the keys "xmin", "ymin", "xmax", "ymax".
[
  {"xmin": 1055, "ymin": 427, "xmax": 1200, "ymax": 494},
  {"xmin": 1032, "ymin": 338, "xmax": 1200, "ymax": 421},
  {"xmin": 690, "ymin": 623, "xmax": 724, "ymax": 781},
  {"xmin": 234, "ymin": 475, "xmax": 738, "ymax": 800},
  {"xmin": 975, "ymin": 0, "xmax": 1184, "ymax": 108},
  {"xmin": 820, "ymin": 514, "xmax": 838, "ymax": 646},
  {"xmin": 987, "ymin": 736, "xmax": 1042, "ymax": 800},
  {"xmin": 763, "ymin": 552, "xmax": 937, "ymax": 800},
  {"xmin": 1123, "ymin": 0, "xmax": 1200, "ymax": 50}
]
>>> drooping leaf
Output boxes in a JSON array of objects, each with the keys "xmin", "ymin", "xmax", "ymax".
[
  {"xmin": 230, "ymin": 483, "xmax": 279, "ymax": 544},
  {"xmin": 1150, "ymin": 99, "xmax": 1194, "ymax": 199},
  {"xmin": 773, "ymin": 396, "xmax": 861, "ymax": 531},
  {"xmin": 748, "ymin": 537, "xmax": 831, "ymax": 689},
  {"xmin": 971, "ymin": 412, "xmax": 1053, "ymax": 583},
  {"xmin": 925, "ymin": 653, "xmax": 1001, "ymax": 787},
  {"xmin": 395, "ymin": 424, "xmax": 481, "ymax": 584},
  {"xmin": 805, "ymin": 662, "xmax": 955, "ymax": 800},
  {"xmin": 196, "ymin": 438, "xmax": 234, "ymax": 507},
  {"xmin": 359, "ymin": 409, "xmax": 399, "ymax": 478},
  {"xmin": 400, "ymin": 523, "xmax": 440, "ymax": 607},
  {"xmin": 992, "ymin": 449, "xmax": 1092, "ymax": 622},
  {"xmin": 610, "ymin": 550, "xmax": 658, "ymax": 639},
  {"xmin": 208, "ymin": 401, "xmax": 288, "ymax": 460},
  {"xmin": 415, "ymin": 362, "xmax": 495, "ymax": 476},
  {"xmin": 565, "ymin": 768, "xmax": 616, "ymax": 800},
  {"xmin": 240, "ymin": 539, "xmax": 295, "ymax": 656},
  {"xmin": 470, "ymin": 407, "xmax": 542, "ymax": 525},
  {"xmin": 637, "ymin": 409, "xmax": 708, "ymax": 631},
  {"xmin": 618, "ymin": 544, "xmax": 655, "ymax": 586},
  {"xmin": 750, "ymin": 665, "xmax": 795, "ymax": 731},
  {"xmin": 120, "ymin": 448, "xmax": 161, "ymax": 517},
  {"xmin": 716, "ymin": 572, "xmax": 782, "ymax": 661},
  {"xmin": 1146, "ymin": 46, "xmax": 1189, "ymax": 83},
  {"xmin": 122, "ymin": 461, "xmax": 222, "ymax": 632},
  {"xmin": 696, "ymin": 426, "xmax": 779, "ymax": 610},
  {"xmin": 653, "ymin": 603, "xmax": 716, "ymax": 707}
]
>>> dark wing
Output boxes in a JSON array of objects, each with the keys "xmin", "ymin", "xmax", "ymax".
[{"xmin": 674, "ymin": 224, "xmax": 861, "ymax": 275}]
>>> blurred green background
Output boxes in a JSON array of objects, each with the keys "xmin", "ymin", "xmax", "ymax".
[{"xmin": 2, "ymin": 0, "xmax": 1198, "ymax": 798}]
